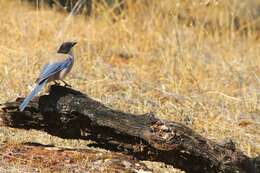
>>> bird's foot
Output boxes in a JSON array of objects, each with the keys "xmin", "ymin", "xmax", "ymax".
[
  {"xmin": 54, "ymin": 81, "xmax": 61, "ymax": 86},
  {"xmin": 62, "ymin": 80, "xmax": 72, "ymax": 88}
]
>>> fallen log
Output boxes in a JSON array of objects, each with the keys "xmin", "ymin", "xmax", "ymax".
[{"xmin": 0, "ymin": 85, "xmax": 258, "ymax": 173}]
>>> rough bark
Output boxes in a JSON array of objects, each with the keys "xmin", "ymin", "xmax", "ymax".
[{"xmin": 0, "ymin": 85, "xmax": 259, "ymax": 173}]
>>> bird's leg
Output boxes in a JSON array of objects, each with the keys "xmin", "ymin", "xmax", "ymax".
[{"xmin": 61, "ymin": 80, "xmax": 71, "ymax": 87}]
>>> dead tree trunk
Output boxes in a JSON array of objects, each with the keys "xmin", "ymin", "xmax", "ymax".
[{"xmin": 0, "ymin": 85, "xmax": 259, "ymax": 173}]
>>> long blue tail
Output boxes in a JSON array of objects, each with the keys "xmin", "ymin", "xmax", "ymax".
[{"xmin": 19, "ymin": 80, "xmax": 48, "ymax": 111}]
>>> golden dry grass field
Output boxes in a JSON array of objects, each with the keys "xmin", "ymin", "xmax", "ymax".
[{"xmin": 0, "ymin": 0, "xmax": 259, "ymax": 172}]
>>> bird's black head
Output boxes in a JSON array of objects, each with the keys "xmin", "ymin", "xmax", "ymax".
[{"xmin": 57, "ymin": 41, "xmax": 77, "ymax": 54}]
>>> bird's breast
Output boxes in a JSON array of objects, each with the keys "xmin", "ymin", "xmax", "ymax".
[{"xmin": 58, "ymin": 59, "xmax": 74, "ymax": 80}]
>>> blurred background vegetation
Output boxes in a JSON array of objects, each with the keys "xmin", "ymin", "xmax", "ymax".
[{"xmin": 24, "ymin": 0, "xmax": 260, "ymax": 34}]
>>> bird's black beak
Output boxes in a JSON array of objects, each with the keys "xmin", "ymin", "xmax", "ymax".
[{"xmin": 72, "ymin": 42, "xmax": 77, "ymax": 47}]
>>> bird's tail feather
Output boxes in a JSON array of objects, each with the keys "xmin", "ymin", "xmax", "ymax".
[{"xmin": 19, "ymin": 80, "xmax": 48, "ymax": 111}]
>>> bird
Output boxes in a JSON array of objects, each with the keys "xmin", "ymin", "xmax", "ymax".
[{"xmin": 19, "ymin": 41, "xmax": 77, "ymax": 111}]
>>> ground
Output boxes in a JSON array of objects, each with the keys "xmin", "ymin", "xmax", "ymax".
[{"xmin": 0, "ymin": 0, "xmax": 259, "ymax": 172}]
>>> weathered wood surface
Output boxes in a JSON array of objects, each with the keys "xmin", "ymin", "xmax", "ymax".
[{"xmin": 0, "ymin": 85, "xmax": 259, "ymax": 173}]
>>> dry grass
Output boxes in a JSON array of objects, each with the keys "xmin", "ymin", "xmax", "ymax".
[
  {"xmin": 0, "ymin": 0, "xmax": 259, "ymax": 169},
  {"xmin": 0, "ymin": 142, "xmax": 154, "ymax": 173}
]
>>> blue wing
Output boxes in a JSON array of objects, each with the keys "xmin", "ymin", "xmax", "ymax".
[
  {"xmin": 19, "ymin": 57, "xmax": 72, "ymax": 111},
  {"xmin": 37, "ymin": 58, "xmax": 72, "ymax": 83}
]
